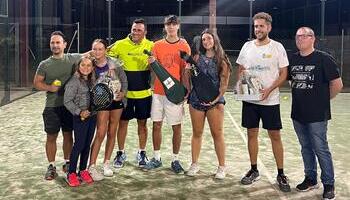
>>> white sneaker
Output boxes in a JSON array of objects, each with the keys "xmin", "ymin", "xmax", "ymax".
[
  {"xmin": 88, "ymin": 165, "xmax": 104, "ymax": 181},
  {"xmin": 186, "ymin": 163, "xmax": 199, "ymax": 176},
  {"xmin": 103, "ymin": 163, "xmax": 114, "ymax": 177},
  {"xmin": 215, "ymin": 166, "xmax": 226, "ymax": 180}
]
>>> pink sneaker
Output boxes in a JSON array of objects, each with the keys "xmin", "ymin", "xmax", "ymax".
[
  {"xmin": 67, "ymin": 173, "xmax": 80, "ymax": 187},
  {"xmin": 79, "ymin": 170, "xmax": 94, "ymax": 184}
]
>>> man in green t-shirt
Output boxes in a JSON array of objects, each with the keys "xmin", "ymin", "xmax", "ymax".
[
  {"xmin": 107, "ymin": 18, "xmax": 154, "ymax": 168},
  {"xmin": 33, "ymin": 31, "xmax": 81, "ymax": 180}
]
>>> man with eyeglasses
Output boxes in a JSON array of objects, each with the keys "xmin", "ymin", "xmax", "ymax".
[{"xmin": 288, "ymin": 27, "xmax": 343, "ymax": 200}]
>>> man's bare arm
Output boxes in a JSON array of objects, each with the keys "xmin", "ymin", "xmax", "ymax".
[
  {"xmin": 33, "ymin": 74, "xmax": 59, "ymax": 92},
  {"xmin": 330, "ymin": 77, "xmax": 343, "ymax": 99}
]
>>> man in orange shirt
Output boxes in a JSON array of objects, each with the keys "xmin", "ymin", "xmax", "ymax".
[{"xmin": 144, "ymin": 15, "xmax": 190, "ymax": 174}]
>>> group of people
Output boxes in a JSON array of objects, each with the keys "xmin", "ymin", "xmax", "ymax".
[{"xmin": 33, "ymin": 12, "xmax": 342, "ymax": 200}]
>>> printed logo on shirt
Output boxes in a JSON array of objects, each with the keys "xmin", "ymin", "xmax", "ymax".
[
  {"xmin": 127, "ymin": 52, "xmax": 144, "ymax": 56},
  {"xmin": 290, "ymin": 65, "xmax": 315, "ymax": 89},
  {"xmin": 262, "ymin": 53, "xmax": 272, "ymax": 59},
  {"xmin": 249, "ymin": 65, "xmax": 270, "ymax": 72}
]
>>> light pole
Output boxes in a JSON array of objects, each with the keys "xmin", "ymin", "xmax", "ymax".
[
  {"xmin": 177, "ymin": 0, "xmax": 183, "ymax": 36},
  {"xmin": 320, "ymin": 0, "xmax": 326, "ymax": 40},
  {"xmin": 209, "ymin": 0, "xmax": 217, "ymax": 34},
  {"xmin": 248, "ymin": 0, "xmax": 255, "ymax": 40},
  {"xmin": 106, "ymin": 0, "xmax": 113, "ymax": 45}
]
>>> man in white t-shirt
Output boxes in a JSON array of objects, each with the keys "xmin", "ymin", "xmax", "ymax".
[{"xmin": 236, "ymin": 12, "xmax": 290, "ymax": 192}]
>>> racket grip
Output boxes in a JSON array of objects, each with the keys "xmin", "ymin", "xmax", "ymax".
[{"xmin": 143, "ymin": 49, "xmax": 152, "ymax": 56}]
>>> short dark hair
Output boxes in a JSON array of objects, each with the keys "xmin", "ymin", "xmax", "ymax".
[
  {"xmin": 133, "ymin": 18, "xmax": 147, "ymax": 30},
  {"xmin": 51, "ymin": 31, "xmax": 66, "ymax": 42},
  {"xmin": 164, "ymin": 15, "xmax": 180, "ymax": 25},
  {"xmin": 253, "ymin": 12, "xmax": 272, "ymax": 24}
]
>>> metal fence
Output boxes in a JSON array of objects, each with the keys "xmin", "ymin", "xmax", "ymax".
[
  {"xmin": 1, "ymin": 0, "xmax": 349, "ymax": 106},
  {"xmin": 0, "ymin": 22, "xmax": 78, "ymax": 106}
]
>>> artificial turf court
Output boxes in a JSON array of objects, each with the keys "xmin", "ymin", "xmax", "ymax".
[{"xmin": 0, "ymin": 92, "xmax": 349, "ymax": 200}]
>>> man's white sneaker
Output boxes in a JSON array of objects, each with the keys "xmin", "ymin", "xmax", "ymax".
[
  {"xmin": 88, "ymin": 165, "xmax": 104, "ymax": 181},
  {"xmin": 215, "ymin": 166, "xmax": 226, "ymax": 180},
  {"xmin": 186, "ymin": 163, "xmax": 199, "ymax": 176}
]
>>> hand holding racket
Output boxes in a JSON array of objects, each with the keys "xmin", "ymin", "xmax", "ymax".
[
  {"xmin": 179, "ymin": 51, "xmax": 219, "ymax": 103},
  {"xmin": 81, "ymin": 82, "xmax": 113, "ymax": 120},
  {"xmin": 143, "ymin": 49, "xmax": 187, "ymax": 104}
]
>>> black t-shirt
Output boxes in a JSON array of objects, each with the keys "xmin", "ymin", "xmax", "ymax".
[{"xmin": 288, "ymin": 49, "xmax": 340, "ymax": 123}]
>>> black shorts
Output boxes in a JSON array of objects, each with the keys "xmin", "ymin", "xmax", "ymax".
[
  {"xmin": 100, "ymin": 100, "xmax": 124, "ymax": 111},
  {"xmin": 42, "ymin": 106, "xmax": 73, "ymax": 134},
  {"xmin": 121, "ymin": 96, "xmax": 152, "ymax": 120},
  {"xmin": 241, "ymin": 101, "xmax": 282, "ymax": 130}
]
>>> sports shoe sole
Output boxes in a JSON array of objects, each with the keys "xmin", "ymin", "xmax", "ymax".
[
  {"xmin": 278, "ymin": 184, "xmax": 292, "ymax": 192},
  {"xmin": 323, "ymin": 197, "xmax": 335, "ymax": 200},
  {"xmin": 171, "ymin": 169, "xmax": 185, "ymax": 175},
  {"xmin": 186, "ymin": 170, "xmax": 199, "ymax": 177},
  {"xmin": 64, "ymin": 176, "xmax": 80, "ymax": 187},
  {"xmin": 241, "ymin": 175, "xmax": 261, "ymax": 185},
  {"xmin": 214, "ymin": 174, "xmax": 226, "ymax": 180},
  {"xmin": 113, "ymin": 160, "xmax": 127, "ymax": 168},
  {"xmin": 296, "ymin": 184, "xmax": 320, "ymax": 192},
  {"xmin": 45, "ymin": 172, "xmax": 58, "ymax": 180}
]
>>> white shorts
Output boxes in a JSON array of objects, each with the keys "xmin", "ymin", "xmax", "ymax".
[{"xmin": 151, "ymin": 94, "xmax": 184, "ymax": 125}]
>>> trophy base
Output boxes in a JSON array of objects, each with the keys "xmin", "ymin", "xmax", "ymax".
[{"xmin": 233, "ymin": 93, "xmax": 262, "ymax": 101}]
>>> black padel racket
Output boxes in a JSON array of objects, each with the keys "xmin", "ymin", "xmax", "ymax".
[
  {"xmin": 81, "ymin": 82, "xmax": 113, "ymax": 120},
  {"xmin": 179, "ymin": 51, "xmax": 219, "ymax": 103}
]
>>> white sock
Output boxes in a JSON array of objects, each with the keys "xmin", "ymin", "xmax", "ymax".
[
  {"xmin": 139, "ymin": 149, "xmax": 145, "ymax": 153},
  {"xmin": 65, "ymin": 159, "xmax": 70, "ymax": 163},
  {"xmin": 154, "ymin": 150, "xmax": 161, "ymax": 161},
  {"xmin": 49, "ymin": 161, "xmax": 55, "ymax": 166},
  {"xmin": 104, "ymin": 160, "xmax": 110, "ymax": 165},
  {"xmin": 172, "ymin": 154, "xmax": 179, "ymax": 161},
  {"xmin": 119, "ymin": 149, "xmax": 124, "ymax": 153}
]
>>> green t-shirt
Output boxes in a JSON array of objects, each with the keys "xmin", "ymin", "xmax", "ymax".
[{"xmin": 35, "ymin": 53, "xmax": 81, "ymax": 107}]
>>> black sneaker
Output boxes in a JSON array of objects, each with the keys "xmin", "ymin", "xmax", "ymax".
[
  {"xmin": 171, "ymin": 160, "xmax": 185, "ymax": 174},
  {"xmin": 137, "ymin": 151, "xmax": 148, "ymax": 167},
  {"xmin": 296, "ymin": 176, "xmax": 319, "ymax": 192},
  {"xmin": 62, "ymin": 162, "xmax": 70, "ymax": 174},
  {"xmin": 45, "ymin": 164, "xmax": 58, "ymax": 180},
  {"xmin": 277, "ymin": 174, "xmax": 291, "ymax": 192},
  {"xmin": 323, "ymin": 184, "xmax": 335, "ymax": 200},
  {"xmin": 241, "ymin": 169, "xmax": 260, "ymax": 185}
]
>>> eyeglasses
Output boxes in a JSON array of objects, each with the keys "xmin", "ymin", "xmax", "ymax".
[{"xmin": 295, "ymin": 34, "xmax": 314, "ymax": 39}]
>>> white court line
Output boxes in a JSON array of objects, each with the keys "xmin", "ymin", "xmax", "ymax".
[{"xmin": 226, "ymin": 109, "xmax": 288, "ymax": 200}]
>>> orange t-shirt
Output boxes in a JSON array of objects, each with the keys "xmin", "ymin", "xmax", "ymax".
[{"xmin": 152, "ymin": 38, "xmax": 191, "ymax": 95}]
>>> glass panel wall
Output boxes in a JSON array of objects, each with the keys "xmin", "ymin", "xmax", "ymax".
[{"xmin": 0, "ymin": 0, "xmax": 349, "ymax": 106}]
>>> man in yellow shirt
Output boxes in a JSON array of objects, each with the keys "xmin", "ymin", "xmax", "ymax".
[{"xmin": 107, "ymin": 18, "xmax": 154, "ymax": 168}]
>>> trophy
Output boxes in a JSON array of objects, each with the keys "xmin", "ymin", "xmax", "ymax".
[
  {"xmin": 233, "ymin": 71, "xmax": 262, "ymax": 101},
  {"xmin": 97, "ymin": 72, "xmax": 121, "ymax": 100}
]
